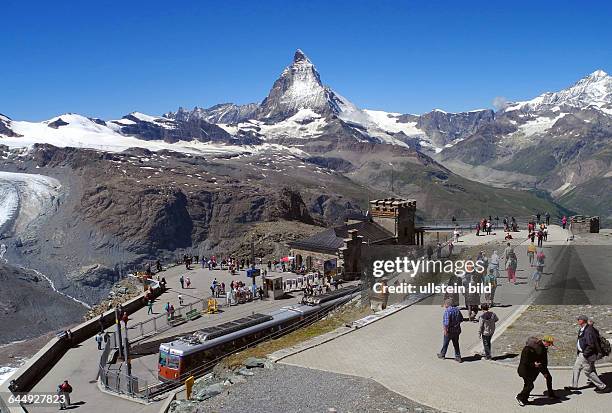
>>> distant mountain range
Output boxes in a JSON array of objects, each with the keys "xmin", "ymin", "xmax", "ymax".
[{"xmin": 1, "ymin": 49, "xmax": 611, "ymax": 223}]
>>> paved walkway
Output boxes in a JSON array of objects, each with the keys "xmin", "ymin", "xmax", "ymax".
[
  {"xmin": 26, "ymin": 264, "xmax": 299, "ymax": 412},
  {"xmin": 282, "ymin": 225, "xmax": 612, "ymax": 412}
]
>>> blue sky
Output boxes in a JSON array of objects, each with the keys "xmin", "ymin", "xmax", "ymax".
[{"xmin": 2, "ymin": 0, "xmax": 611, "ymax": 121}]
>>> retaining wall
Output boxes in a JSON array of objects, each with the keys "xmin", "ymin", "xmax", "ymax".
[{"xmin": 0, "ymin": 277, "xmax": 162, "ymax": 412}]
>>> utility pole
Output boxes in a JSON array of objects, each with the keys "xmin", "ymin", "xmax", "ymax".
[
  {"xmin": 123, "ymin": 320, "xmax": 133, "ymax": 393},
  {"xmin": 114, "ymin": 305, "xmax": 124, "ymax": 360},
  {"xmin": 250, "ymin": 235, "xmax": 257, "ymax": 297}
]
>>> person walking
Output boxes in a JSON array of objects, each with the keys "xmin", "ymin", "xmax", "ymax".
[
  {"xmin": 545, "ymin": 211, "xmax": 550, "ymax": 226},
  {"xmin": 436, "ymin": 242, "xmax": 442, "ymax": 259},
  {"xmin": 565, "ymin": 315, "xmax": 610, "ymax": 393},
  {"xmin": 527, "ymin": 242, "xmax": 536, "ymax": 265},
  {"xmin": 58, "ymin": 380, "xmax": 72, "ymax": 410},
  {"xmin": 504, "ymin": 244, "xmax": 517, "ymax": 284},
  {"xmin": 516, "ymin": 337, "xmax": 541, "ymax": 406},
  {"xmin": 147, "ymin": 299, "xmax": 154, "ymax": 314},
  {"xmin": 561, "ymin": 215, "xmax": 567, "ymax": 230},
  {"xmin": 489, "ymin": 250, "xmax": 500, "ymax": 282},
  {"xmin": 448, "ymin": 241, "xmax": 454, "ymax": 257},
  {"xmin": 178, "ymin": 294, "xmax": 184, "ymax": 306},
  {"xmin": 537, "ymin": 229, "xmax": 544, "ymax": 247},
  {"xmin": 179, "ymin": 275, "xmax": 185, "ymax": 289},
  {"xmin": 483, "ymin": 267, "xmax": 497, "ymax": 307},
  {"xmin": 531, "ymin": 250, "xmax": 545, "ymax": 290},
  {"xmin": 465, "ymin": 265, "xmax": 481, "ymax": 321},
  {"xmin": 437, "ymin": 299, "xmax": 463, "ymax": 363},
  {"xmin": 185, "ymin": 276, "xmax": 191, "ymax": 288},
  {"xmin": 535, "ymin": 336, "xmax": 558, "ymax": 399},
  {"xmin": 98, "ymin": 314, "xmax": 104, "ymax": 333},
  {"xmin": 478, "ymin": 303, "xmax": 498, "ymax": 359},
  {"xmin": 95, "ymin": 332, "xmax": 103, "ymax": 350}
]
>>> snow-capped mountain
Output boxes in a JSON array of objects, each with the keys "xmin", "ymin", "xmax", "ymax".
[
  {"xmin": 503, "ymin": 70, "xmax": 612, "ymax": 115},
  {"xmin": 0, "ymin": 113, "xmax": 264, "ymax": 156},
  {"xmin": 253, "ymin": 49, "xmax": 356, "ymax": 122},
  {"xmin": 166, "ymin": 103, "xmax": 259, "ymax": 124},
  {"xmin": 163, "ymin": 50, "xmax": 497, "ymax": 152},
  {"xmin": 438, "ymin": 69, "xmax": 612, "ymax": 220}
]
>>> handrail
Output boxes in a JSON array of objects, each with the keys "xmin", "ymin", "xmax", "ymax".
[{"xmin": 99, "ymin": 291, "xmax": 360, "ymax": 400}]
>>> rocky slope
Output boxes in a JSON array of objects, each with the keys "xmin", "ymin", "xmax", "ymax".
[
  {"xmin": 437, "ymin": 70, "xmax": 612, "ymax": 223},
  {"xmin": 0, "ymin": 262, "xmax": 86, "ymax": 344}
]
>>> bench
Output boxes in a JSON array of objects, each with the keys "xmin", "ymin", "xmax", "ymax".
[{"xmin": 186, "ymin": 309, "xmax": 201, "ymax": 321}]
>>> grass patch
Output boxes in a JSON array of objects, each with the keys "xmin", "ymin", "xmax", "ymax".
[{"xmin": 220, "ymin": 303, "xmax": 372, "ymax": 369}]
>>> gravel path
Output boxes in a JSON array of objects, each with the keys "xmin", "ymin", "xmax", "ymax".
[{"xmin": 172, "ymin": 364, "xmax": 440, "ymax": 413}]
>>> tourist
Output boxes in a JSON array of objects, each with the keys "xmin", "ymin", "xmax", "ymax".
[
  {"xmin": 147, "ymin": 299, "xmax": 154, "ymax": 314},
  {"xmin": 586, "ymin": 318, "xmax": 601, "ymax": 387},
  {"xmin": 489, "ymin": 250, "xmax": 500, "ymax": 281},
  {"xmin": 465, "ymin": 263, "xmax": 481, "ymax": 321},
  {"xmin": 185, "ymin": 276, "xmax": 191, "ymax": 288},
  {"xmin": 57, "ymin": 380, "xmax": 72, "ymax": 410},
  {"xmin": 483, "ymin": 267, "xmax": 497, "ymax": 307},
  {"xmin": 527, "ymin": 242, "xmax": 536, "ymax": 265},
  {"xmin": 536, "ymin": 336, "xmax": 558, "ymax": 399},
  {"xmin": 531, "ymin": 250, "xmax": 545, "ymax": 290},
  {"xmin": 478, "ymin": 303, "xmax": 498, "ymax": 360},
  {"xmin": 516, "ymin": 337, "xmax": 541, "ymax": 406},
  {"xmin": 448, "ymin": 241, "xmax": 454, "ymax": 257},
  {"xmin": 95, "ymin": 332, "xmax": 103, "ymax": 350},
  {"xmin": 562, "ymin": 215, "xmax": 567, "ymax": 230},
  {"xmin": 178, "ymin": 294, "xmax": 184, "ymax": 306},
  {"xmin": 179, "ymin": 275, "xmax": 185, "ymax": 289},
  {"xmin": 98, "ymin": 314, "xmax": 104, "ymax": 333},
  {"xmin": 504, "ymin": 244, "xmax": 517, "ymax": 284},
  {"xmin": 545, "ymin": 211, "xmax": 550, "ymax": 226},
  {"xmin": 536, "ymin": 212, "xmax": 541, "ymax": 224},
  {"xmin": 506, "ymin": 250, "xmax": 518, "ymax": 284},
  {"xmin": 453, "ymin": 227, "xmax": 460, "ymax": 243},
  {"xmin": 437, "ymin": 298, "xmax": 463, "ymax": 363},
  {"xmin": 537, "ymin": 228, "xmax": 544, "ymax": 247},
  {"xmin": 436, "ymin": 242, "xmax": 442, "ymax": 259},
  {"xmin": 565, "ymin": 315, "xmax": 609, "ymax": 393}
]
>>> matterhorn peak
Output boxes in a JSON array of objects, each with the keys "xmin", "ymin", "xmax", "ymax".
[{"xmin": 293, "ymin": 49, "xmax": 310, "ymax": 63}]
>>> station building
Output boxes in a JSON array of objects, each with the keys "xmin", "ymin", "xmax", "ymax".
[{"xmin": 288, "ymin": 198, "xmax": 424, "ymax": 280}]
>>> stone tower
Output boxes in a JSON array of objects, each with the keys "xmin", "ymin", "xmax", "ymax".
[{"xmin": 369, "ymin": 198, "xmax": 417, "ymax": 245}]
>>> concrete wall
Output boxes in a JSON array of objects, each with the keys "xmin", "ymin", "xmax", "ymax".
[{"xmin": 0, "ymin": 277, "xmax": 162, "ymax": 409}]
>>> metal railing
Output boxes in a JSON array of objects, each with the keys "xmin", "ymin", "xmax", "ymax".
[
  {"xmin": 99, "ymin": 291, "xmax": 360, "ymax": 401},
  {"xmin": 127, "ymin": 298, "xmax": 209, "ymax": 343}
]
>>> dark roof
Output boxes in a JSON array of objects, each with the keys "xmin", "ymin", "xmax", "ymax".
[{"xmin": 289, "ymin": 221, "xmax": 394, "ymax": 254}]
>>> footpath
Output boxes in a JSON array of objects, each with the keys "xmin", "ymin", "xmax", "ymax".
[
  {"xmin": 282, "ymin": 225, "xmax": 612, "ymax": 413},
  {"xmin": 21, "ymin": 264, "xmax": 298, "ymax": 413}
]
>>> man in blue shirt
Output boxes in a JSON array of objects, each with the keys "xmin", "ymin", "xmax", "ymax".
[{"xmin": 437, "ymin": 298, "xmax": 463, "ymax": 362}]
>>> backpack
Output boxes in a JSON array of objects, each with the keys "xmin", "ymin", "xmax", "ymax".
[{"xmin": 599, "ymin": 334, "xmax": 611, "ymax": 358}]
